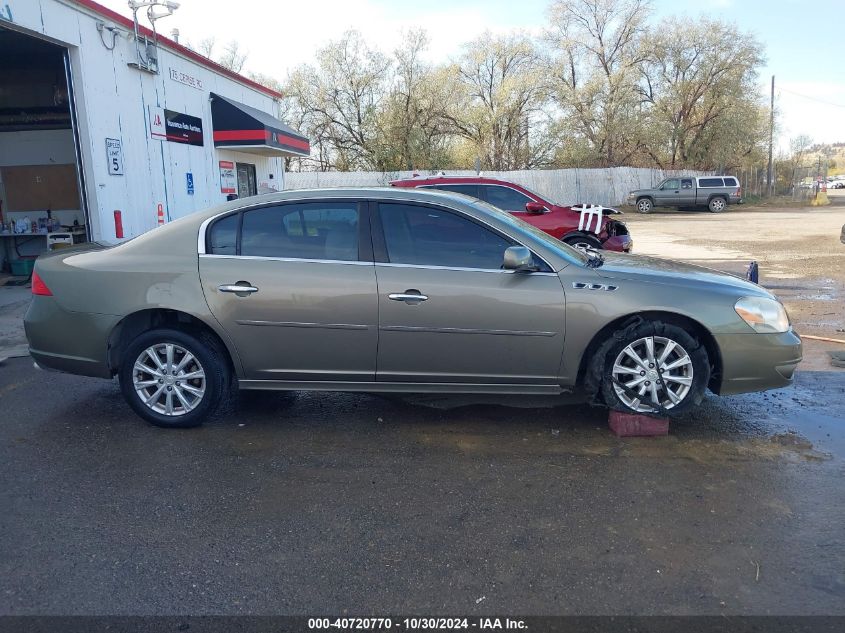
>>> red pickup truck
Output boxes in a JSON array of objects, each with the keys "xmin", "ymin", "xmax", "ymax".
[{"xmin": 390, "ymin": 175, "xmax": 632, "ymax": 252}]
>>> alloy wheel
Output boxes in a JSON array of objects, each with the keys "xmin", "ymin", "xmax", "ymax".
[
  {"xmin": 611, "ymin": 336, "xmax": 694, "ymax": 413},
  {"xmin": 132, "ymin": 343, "xmax": 206, "ymax": 416}
]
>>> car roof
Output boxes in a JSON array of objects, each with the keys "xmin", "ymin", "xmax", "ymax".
[{"xmin": 390, "ymin": 175, "xmax": 524, "ymax": 187}]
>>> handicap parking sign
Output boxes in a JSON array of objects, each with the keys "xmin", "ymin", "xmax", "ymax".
[{"xmin": 186, "ymin": 172, "xmax": 195, "ymax": 195}]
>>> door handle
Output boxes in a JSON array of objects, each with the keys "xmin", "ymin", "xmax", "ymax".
[
  {"xmin": 389, "ymin": 290, "xmax": 428, "ymax": 303},
  {"xmin": 219, "ymin": 283, "xmax": 259, "ymax": 294}
]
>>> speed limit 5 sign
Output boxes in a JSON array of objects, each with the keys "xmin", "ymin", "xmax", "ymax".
[{"xmin": 106, "ymin": 138, "xmax": 124, "ymax": 175}]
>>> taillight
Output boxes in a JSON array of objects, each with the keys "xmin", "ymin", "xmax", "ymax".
[
  {"xmin": 31, "ymin": 270, "xmax": 52, "ymax": 296},
  {"xmin": 736, "ymin": 186, "xmax": 742, "ymax": 197}
]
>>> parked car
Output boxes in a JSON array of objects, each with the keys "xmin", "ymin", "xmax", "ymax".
[
  {"xmin": 626, "ymin": 176, "xmax": 743, "ymax": 213},
  {"xmin": 828, "ymin": 181, "xmax": 845, "ymax": 189},
  {"xmin": 25, "ymin": 188, "xmax": 801, "ymax": 428},
  {"xmin": 390, "ymin": 175, "xmax": 632, "ymax": 252}
]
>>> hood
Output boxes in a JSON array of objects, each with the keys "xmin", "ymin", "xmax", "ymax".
[{"xmin": 594, "ymin": 252, "xmax": 772, "ymax": 297}]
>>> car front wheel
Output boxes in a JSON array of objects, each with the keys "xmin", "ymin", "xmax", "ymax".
[
  {"xmin": 119, "ymin": 328, "xmax": 228, "ymax": 428},
  {"xmin": 597, "ymin": 320, "xmax": 710, "ymax": 416},
  {"xmin": 563, "ymin": 234, "xmax": 603, "ymax": 251},
  {"xmin": 636, "ymin": 198, "xmax": 653, "ymax": 214}
]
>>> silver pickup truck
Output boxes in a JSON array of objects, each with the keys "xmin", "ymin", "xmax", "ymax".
[{"xmin": 626, "ymin": 176, "xmax": 743, "ymax": 213}]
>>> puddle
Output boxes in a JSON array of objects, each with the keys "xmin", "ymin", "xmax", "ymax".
[{"xmin": 768, "ymin": 411, "xmax": 845, "ymax": 460}]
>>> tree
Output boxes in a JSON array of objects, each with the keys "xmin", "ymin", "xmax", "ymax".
[
  {"xmin": 446, "ymin": 31, "xmax": 549, "ymax": 170},
  {"xmin": 283, "ymin": 31, "xmax": 391, "ymax": 170},
  {"xmin": 546, "ymin": 0, "xmax": 652, "ymax": 166},
  {"xmin": 218, "ymin": 40, "xmax": 248, "ymax": 73},
  {"xmin": 637, "ymin": 16, "xmax": 766, "ymax": 169}
]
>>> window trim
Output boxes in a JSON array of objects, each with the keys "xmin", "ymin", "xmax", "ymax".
[
  {"xmin": 370, "ymin": 200, "xmax": 553, "ymax": 273},
  {"xmin": 202, "ymin": 199, "xmax": 371, "ymax": 263}
]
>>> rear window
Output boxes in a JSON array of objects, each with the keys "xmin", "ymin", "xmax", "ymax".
[{"xmin": 698, "ymin": 178, "xmax": 725, "ymax": 188}]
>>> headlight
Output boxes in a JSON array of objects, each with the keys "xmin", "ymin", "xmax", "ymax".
[{"xmin": 734, "ymin": 296, "xmax": 790, "ymax": 333}]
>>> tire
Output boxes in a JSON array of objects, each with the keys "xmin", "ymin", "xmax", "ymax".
[
  {"xmin": 594, "ymin": 320, "xmax": 709, "ymax": 416},
  {"xmin": 118, "ymin": 328, "xmax": 229, "ymax": 428},
  {"xmin": 563, "ymin": 234, "xmax": 603, "ymax": 251},
  {"xmin": 708, "ymin": 196, "xmax": 727, "ymax": 213},
  {"xmin": 636, "ymin": 198, "xmax": 653, "ymax": 214}
]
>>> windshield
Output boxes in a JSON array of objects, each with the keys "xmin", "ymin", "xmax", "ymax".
[{"xmin": 462, "ymin": 197, "xmax": 591, "ymax": 266}]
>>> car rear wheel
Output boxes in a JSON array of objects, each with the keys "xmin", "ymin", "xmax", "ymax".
[
  {"xmin": 119, "ymin": 328, "xmax": 228, "ymax": 428},
  {"xmin": 636, "ymin": 198, "xmax": 653, "ymax": 214},
  {"xmin": 597, "ymin": 321, "xmax": 709, "ymax": 416},
  {"xmin": 563, "ymin": 234, "xmax": 603, "ymax": 251},
  {"xmin": 708, "ymin": 196, "xmax": 727, "ymax": 213}
]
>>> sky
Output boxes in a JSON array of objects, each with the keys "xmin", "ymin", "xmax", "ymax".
[{"xmin": 97, "ymin": 0, "xmax": 845, "ymax": 153}]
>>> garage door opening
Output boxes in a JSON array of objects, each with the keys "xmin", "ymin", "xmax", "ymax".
[{"xmin": 0, "ymin": 27, "xmax": 88, "ymax": 279}]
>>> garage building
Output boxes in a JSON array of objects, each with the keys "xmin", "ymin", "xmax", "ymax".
[{"xmin": 0, "ymin": 0, "xmax": 309, "ymax": 273}]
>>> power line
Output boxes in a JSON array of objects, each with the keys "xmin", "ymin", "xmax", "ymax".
[{"xmin": 777, "ymin": 87, "xmax": 845, "ymax": 109}]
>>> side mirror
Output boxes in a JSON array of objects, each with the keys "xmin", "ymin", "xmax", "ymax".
[
  {"xmin": 525, "ymin": 201, "xmax": 546, "ymax": 214},
  {"xmin": 503, "ymin": 246, "xmax": 538, "ymax": 273}
]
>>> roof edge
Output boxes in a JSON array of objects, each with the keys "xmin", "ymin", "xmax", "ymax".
[{"xmin": 68, "ymin": 0, "xmax": 283, "ymax": 99}]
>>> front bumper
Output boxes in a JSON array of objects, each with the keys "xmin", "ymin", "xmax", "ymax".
[
  {"xmin": 603, "ymin": 234, "xmax": 633, "ymax": 253},
  {"xmin": 713, "ymin": 328, "xmax": 802, "ymax": 395}
]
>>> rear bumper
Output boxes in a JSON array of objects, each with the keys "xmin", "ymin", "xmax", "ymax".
[
  {"xmin": 713, "ymin": 329, "xmax": 803, "ymax": 395},
  {"xmin": 603, "ymin": 234, "xmax": 633, "ymax": 253},
  {"xmin": 24, "ymin": 296, "xmax": 117, "ymax": 379}
]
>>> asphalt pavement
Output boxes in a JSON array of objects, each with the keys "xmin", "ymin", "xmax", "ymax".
[{"xmin": 1, "ymin": 357, "xmax": 843, "ymax": 615}]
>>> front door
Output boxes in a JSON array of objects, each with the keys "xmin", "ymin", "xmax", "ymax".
[
  {"xmin": 236, "ymin": 162, "xmax": 257, "ymax": 198},
  {"xmin": 655, "ymin": 178, "xmax": 681, "ymax": 206},
  {"xmin": 373, "ymin": 201, "xmax": 566, "ymax": 385},
  {"xmin": 199, "ymin": 200, "xmax": 378, "ymax": 381}
]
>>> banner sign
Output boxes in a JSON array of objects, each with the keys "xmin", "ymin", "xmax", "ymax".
[
  {"xmin": 219, "ymin": 161, "xmax": 236, "ymax": 194},
  {"xmin": 149, "ymin": 106, "xmax": 204, "ymax": 146}
]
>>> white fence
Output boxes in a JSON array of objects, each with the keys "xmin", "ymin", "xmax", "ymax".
[{"xmin": 284, "ymin": 167, "xmax": 712, "ymax": 207}]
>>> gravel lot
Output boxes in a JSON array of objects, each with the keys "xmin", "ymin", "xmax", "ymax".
[{"xmin": 0, "ymin": 196, "xmax": 843, "ymax": 617}]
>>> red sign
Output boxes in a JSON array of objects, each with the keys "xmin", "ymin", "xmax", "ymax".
[{"xmin": 219, "ymin": 161, "xmax": 236, "ymax": 194}]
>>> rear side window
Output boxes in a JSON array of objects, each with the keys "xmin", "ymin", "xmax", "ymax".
[
  {"xmin": 208, "ymin": 202, "xmax": 360, "ymax": 261},
  {"xmin": 207, "ymin": 213, "xmax": 238, "ymax": 255},
  {"xmin": 481, "ymin": 185, "xmax": 532, "ymax": 211},
  {"xmin": 378, "ymin": 203, "xmax": 513, "ymax": 270},
  {"xmin": 723, "ymin": 177, "xmax": 739, "ymax": 187},
  {"xmin": 681, "ymin": 179, "xmax": 693, "ymax": 189},
  {"xmin": 419, "ymin": 183, "xmax": 480, "ymax": 198},
  {"xmin": 698, "ymin": 178, "xmax": 724, "ymax": 187}
]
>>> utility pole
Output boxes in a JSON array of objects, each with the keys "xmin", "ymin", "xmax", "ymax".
[{"xmin": 767, "ymin": 75, "xmax": 775, "ymax": 197}]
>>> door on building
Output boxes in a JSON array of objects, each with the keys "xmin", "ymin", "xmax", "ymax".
[
  {"xmin": 0, "ymin": 28, "xmax": 88, "ymax": 273},
  {"xmin": 236, "ymin": 163, "xmax": 257, "ymax": 198}
]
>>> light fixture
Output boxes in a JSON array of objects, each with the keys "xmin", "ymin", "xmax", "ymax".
[{"xmin": 127, "ymin": 0, "xmax": 180, "ymax": 73}]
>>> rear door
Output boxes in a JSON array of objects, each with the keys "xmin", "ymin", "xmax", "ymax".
[
  {"xmin": 372, "ymin": 201, "xmax": 566, "ymax": 385},
  {"xmin": 199, "ymin": 200, "xmax": 378, "ymax": 381},
  {"xmin": 678, "ymin": 178, "xmax": 696, "ymax": 205}
]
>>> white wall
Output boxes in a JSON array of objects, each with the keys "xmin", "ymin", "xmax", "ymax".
[{"xmin": 3, "ymin": 0, "xmax": 289, "ymax": 242}]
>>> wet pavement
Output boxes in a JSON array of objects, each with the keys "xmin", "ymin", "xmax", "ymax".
[{"xmin": 0, "ymin": 358, "xmax": 843, "ymax": 615}]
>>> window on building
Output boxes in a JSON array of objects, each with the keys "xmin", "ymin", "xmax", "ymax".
[{"xmin": 378, "ymin": 203, "xmax": 513, "ymax": 270}]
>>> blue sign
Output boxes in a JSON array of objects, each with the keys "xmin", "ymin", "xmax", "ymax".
[{"xmin": 186, "ymin": 172, "xmax": 195, "ymax": 195}]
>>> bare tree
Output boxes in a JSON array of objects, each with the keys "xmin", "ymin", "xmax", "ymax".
[
  {"xmin": 447, "ymin": 31, "xmax": 548, "ymax": 170},
  {"xmin": 218, "ymin": 40, "xmax": 248, "ymax": 73},
  {"xmin": 546, "ymin": 0, "xmax": 652, "ymax": 166}
]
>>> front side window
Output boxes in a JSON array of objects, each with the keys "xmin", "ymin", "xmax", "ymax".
[
  {"xmin": 378, "ymin": 203, "xmax": 513, "ymax": 270},
  {"xmin": 662, "ymin": 179, "xmax": 680, "ymax": 190},
  {"xmin": 211, "ymin": 202, "xmax": 359, "ymax": 261},
  {"xmin": 481, "ymin": 185, "xmax": 533, "ymax": 211}
]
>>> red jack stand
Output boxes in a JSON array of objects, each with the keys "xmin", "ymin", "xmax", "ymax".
[{"xmin": 608, "ymin": 410, "xmax": 669, "ymax": 437}]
